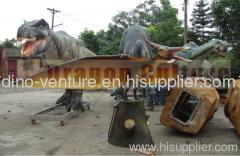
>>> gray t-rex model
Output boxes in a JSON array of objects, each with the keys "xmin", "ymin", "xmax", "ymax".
[
  {"xmin": 17, "ymin": 19, "xmax": 95, "ymax": 111},
  {"xmin": 174, "ymin": 40, "xmax": 228, "ymax": 78}
]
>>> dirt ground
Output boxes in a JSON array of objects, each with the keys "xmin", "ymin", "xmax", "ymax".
[{"xmin": 0, "ymin": 84, "xmax": 239, "ymax": 155}]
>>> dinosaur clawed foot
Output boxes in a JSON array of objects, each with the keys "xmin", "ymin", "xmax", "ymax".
[
  {"xmin": 56, "ymin": 89, "xmax": 85, "ymax": 112},
  {"xmin": 56, "ymin": 95, "xmax": 68, "ymax": 104},
  {"xmin": 56, "ymin": 89, "xmax": 72, "ymax": 105},
  {"xmin": 66, "ymin": 90, "xmax": 85, "ymax": 112},
  {"xmin": 67, "ymin": 98, "xmax": 85, "ymax": 112}
]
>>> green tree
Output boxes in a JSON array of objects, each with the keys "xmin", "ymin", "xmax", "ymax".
[
  {"xmin": 78, "ymin": 29, "xmax": 100, "ymax": 54},
  {"xmin": 0, "ymin": 38, "xmax": 18, "ymax": 52},
  {"xmin": 80, "ymin": 0, "xmax": 184, "ymax": 55},
  {"xmin": 109, "ymin": 0, "xmax": 184, "ymax": 47},
  {"xmin": 3, "ymin": 38, "xmax": 16, "ymax": 48},
  {"xmin": 211, "ymin": 0, "xmax": 240, "ymax": 48},
  {"xmin": 147, "ymin": 0, "xmax": 184, "ymax": 46},
  {"xmin": 95, "ymin": 30, "xmax": 108, "ymax": 55},
  {"xmin": 0, "ymin": 43, "xmax": 4, "ymax": 52},
  {"xmin": 211, "ymin": 0, "xmax": 240, "ymax": 78},
  {"xmin": 110, "ymin": 0, "xmax": 161, "ymax": 29},
  {"xmin": 78, "ymin": 28, "xmax": 120, "ymax": 55},
  {"xmin": 96, "ymin": 29, "xmax": 120, "ymax": 55},
  {"xmin": 189, "ymin": 0, "xmax": 213, "ymax": 45}
]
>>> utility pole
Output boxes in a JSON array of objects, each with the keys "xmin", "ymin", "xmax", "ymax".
[
  {"xmin": 47, "ymin": 8, "xmax": 62, "ymax": 30},
  {"xmin": 184, "ymin": 0, "xmax": 188, "ymax": 44}
]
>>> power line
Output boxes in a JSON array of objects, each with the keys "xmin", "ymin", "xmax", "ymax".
[
  {"xmin": 47, "ymin": 8, "xmax": 62, "ymax": 30},
  {"xmin": 0, "ymin": 9, "xmax": 130, "ymax": 23},
  {"xmin": 61, "ymin": 8, "xmax": 134, "ymax": 16},
  {"xmin": 0, "ymin": 5, "xmax": 185, "ymax": 24},
  {"xmin": 61, "ymin": 12, "xmax": 105, "ymax": 29},
  {"xmin": 56, "ymin": 14, "xmax": 63, "ymax": 29}
]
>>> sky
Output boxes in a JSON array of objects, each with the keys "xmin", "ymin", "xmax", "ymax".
[{"xmin": 0, "ymin": 0, "xmax": 203, "ymax": 42}]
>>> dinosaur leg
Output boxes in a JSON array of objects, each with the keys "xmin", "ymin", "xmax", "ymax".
[
  {"xmin": 123, "ymin": 80, "xmax": 135, "ymax": 101},
  {"xmin": 123, "ymin": 87, "xmax": 130, "ymax": 101},
  {"xmin": 133, "ymin": 88, "xmax": 140, "ymax": 100},
  {"xmin": 141, "ymin": 88, "xmax": 147, "ymax": 98},
  {"xmin": 56, "ymin": 89, "xmax": 72, "ymax": 104},
  {"xmin": 148, "ymin": 87, "xmax": 161, "ymax": 107},
  {"xmin": 67, "ymin": 89, "xmax": 85, "ymax": 112}
]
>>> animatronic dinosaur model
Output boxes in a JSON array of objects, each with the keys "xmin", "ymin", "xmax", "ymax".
[
  {"xmin": 17, "ymin": 19, "xmax": 95, "ymax": 112},
  {"xmin": 111, "ymin": 24, "xmax": 154, "ymax": 102},
  {"xmin": 111, "ymin": 24, "xmax": 189, "ymax": 105},
  {"xmin": 119, "ymin": 24, "xmax": 153, "ymax": 58},
  {"xmin": 173, "ymin": 40, "xmax": 228, "ymax": 78},
  {"xmin": 21, "ymin": 45, "xmax": 191, "ymax": 91}
]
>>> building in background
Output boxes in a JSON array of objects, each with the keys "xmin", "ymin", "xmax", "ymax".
[{"xmin": 0, "ymin": 48, "xmax": 41, "ymax": 80}]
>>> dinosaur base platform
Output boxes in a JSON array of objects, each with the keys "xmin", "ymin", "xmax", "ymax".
[{"xmin": 30, "ymin": 102, "xmax": 90, "ymax": 126}]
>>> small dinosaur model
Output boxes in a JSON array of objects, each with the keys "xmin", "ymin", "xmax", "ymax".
[{"xmin": 17, "ymin": 19, "xmax": 95, "ymax": 112}]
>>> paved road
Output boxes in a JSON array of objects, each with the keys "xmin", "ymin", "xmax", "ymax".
[{"xmin": 0, "ymin": 86, "xmax": 239, "ymax": 155}]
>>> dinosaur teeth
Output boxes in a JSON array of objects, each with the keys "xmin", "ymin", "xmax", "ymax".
[
  {"xmin": 20, "ymin": 37, "xmax": 38, "ymax": 57},
  {"xmin": 18, "ymin": 37, "xmax": 36, "ymax": 42}
]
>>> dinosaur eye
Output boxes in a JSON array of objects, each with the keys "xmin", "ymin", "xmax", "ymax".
[
  {"xmin": 158, "ymin": 48, "xmax": 165, "ymax": 52},
  {"xmin": 39, "ymin": 25, "xmax": 43, "ymax": 28},
  {"xmin": 214, "ymin": 42, "xmax": 220, "ymax": 49}
]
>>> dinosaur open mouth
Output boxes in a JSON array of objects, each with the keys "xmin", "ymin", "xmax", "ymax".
[
  {"xmin": 215, "ymin": 48, "xmax": 226, "ymax": 57},
  {"xmin": 168, "ymin": 54, "xmax": 192, "ymax": 62},
  {"xmin": 17, "ymin": 37, "xmax": 41, "ymax": 57}
]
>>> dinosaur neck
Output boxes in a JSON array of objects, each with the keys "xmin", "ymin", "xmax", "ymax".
[
  {"xmin": 134, "ymin": 24, "xmax": 139, "ymax": 39},
  {"xmin": 190, "ymin": 48, "xmax": 215, "ymax": 60},
  {"xmin": 48, "ymin": 30, "xmax": 63, "ymax": 58},
  {"xmin": 190, "ymin": 40, "xmax": 218, "ymax": 60}
]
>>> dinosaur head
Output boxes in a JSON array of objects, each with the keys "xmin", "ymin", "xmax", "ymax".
[
  {"xmin": 146, "ymin": 40, "xmax": 191, "ymax": 62},
  {"xmin": 17, "ymin": 19, "xmax": 52, "ymax": 57},
  {"xmin": 213, "ymin": 40, "xmax": 228, "ymax": 57}
]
